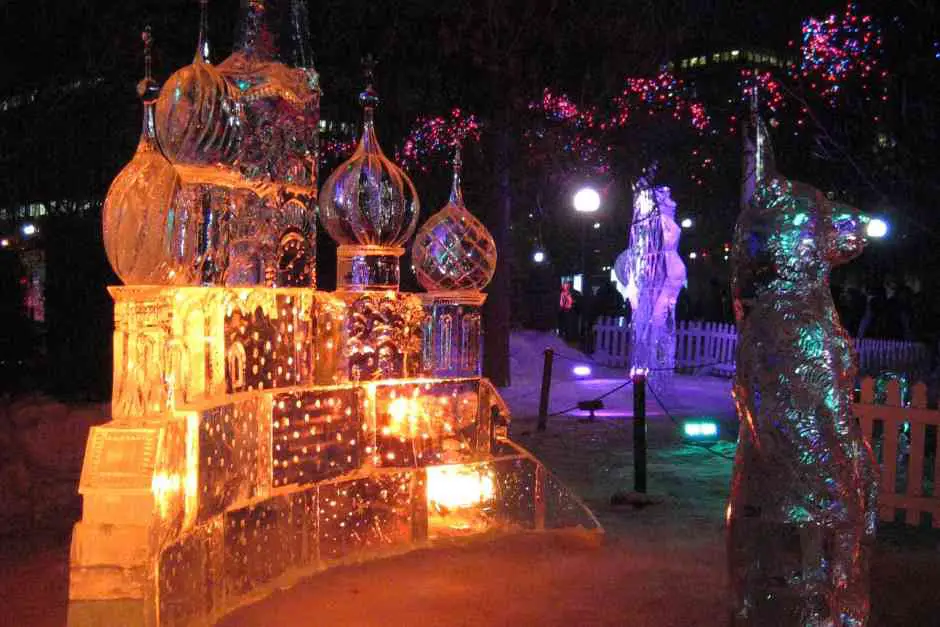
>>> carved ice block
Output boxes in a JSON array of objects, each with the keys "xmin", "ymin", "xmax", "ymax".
[
  {"xmin": 316, "ymin": 290, "xmax": 426, "ymax": 384},
  {"xmin": 79, "ymin": 425, "xmax": 162, "ymax": 525},
  {"xmin": 420, "ymin": 293, "xmax": 484, "ymax": 378}
]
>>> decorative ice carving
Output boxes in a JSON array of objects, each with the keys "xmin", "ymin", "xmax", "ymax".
[
  {"xmin": 615, "ymin": 175, "xmax": 686, "ymax": 388},
  {"xmin": 728, "ymin": 113, "xmax": 878, "ymax": 626}
]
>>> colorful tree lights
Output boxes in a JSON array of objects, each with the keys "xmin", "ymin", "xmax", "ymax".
[
  {"xmin": 611, "ymin": 71, "xmax": 711, "ymax": 132},
  {"xmin": 398, "ymin": 108, "xmax": 482, "ymax": 172},
  {"xmin": 525, "ymin": 88, "xmax": 608, "ymax": 176},
  {"xmin": 319, "ymin": 136, "xmax": 357, "ymax": 165},
  {"xmin": 739, "ymin": 70, "xmax": 785, "ymax": 113},
  {"xmin": 798, "ymin": 1, "xmax": 886, "ymax": 104}
]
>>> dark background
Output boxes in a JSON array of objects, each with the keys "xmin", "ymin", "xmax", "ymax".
[{"xmin": 1, "ymin": 0, "xmax": 938, "ymax": 397}]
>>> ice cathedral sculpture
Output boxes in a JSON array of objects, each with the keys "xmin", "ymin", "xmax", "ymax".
[
  {"xmin": 614, "ymin": 174, "xmax": 686, "ymax": 389},
  {"xmin": 69, "ymin": 3, "xmax": 599, "ymax": 626},
  {"xmin": 728, "ymin": 108, "xmax": 877, "ymax": 626}
]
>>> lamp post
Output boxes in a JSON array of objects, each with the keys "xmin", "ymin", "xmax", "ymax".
[
  {"xmin": 573, "ymin": 187, "xmax": 600, "ymax": 351},
  {"xmin": 572, "ymin": 187, "xmax": 600, "ymax": 283}
]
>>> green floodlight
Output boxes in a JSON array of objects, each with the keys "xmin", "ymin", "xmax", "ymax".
[{"xmin": 682, "ymin": 419, "xmax": 720, "ymax": 441}]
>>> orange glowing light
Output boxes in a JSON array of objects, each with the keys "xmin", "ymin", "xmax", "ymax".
[
  {"xmin": 426, "ymin": 465, "xmax": 495, "ymax": 511},
  {"xmin": 385, "ymin": 396, "xmax": 430, "ymax": 437},
  {"xmin": 151, "ymin": 472, "xmax": 181, "ymax": 520}
]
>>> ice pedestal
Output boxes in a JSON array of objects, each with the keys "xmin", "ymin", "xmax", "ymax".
[
  {"xmin": 420, "ymin": 292, "xmax": 485, "ymax": 378},
  {"xmin": 68, "ymin": 286, "xmax": 600, "ymax": 627}
]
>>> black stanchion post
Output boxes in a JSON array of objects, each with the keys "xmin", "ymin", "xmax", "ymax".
[
  {"xmin": 537, "ymin": 348, "xmax": 554, "ymax": 432},
  {"xmin": 632, "ymin": 369, "xmax": 647, "ymax": 493}
]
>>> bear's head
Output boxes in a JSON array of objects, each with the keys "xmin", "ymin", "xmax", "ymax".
[{"xmin": 732, "ymin": 177, "xmax": 868, "ymax": 322}]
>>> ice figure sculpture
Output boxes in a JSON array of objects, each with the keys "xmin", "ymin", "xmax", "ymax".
[
  {"xmin": 615, "ymin": 176, "xmax": 686, "ymax": 389},
  {"xmin": 728, "ymin": 112, "xmax": 877, "ymax": 626},
  {"xmin": 72, "ymin": 4, "xmax": 600, "ymax": 625},
  {"xmin": 319, "ymin": 59, "xmax": 420, "ymax": 291},
  {"xmin": 413, "ymin": 147, "xmax": 495, "ymax": 377}
]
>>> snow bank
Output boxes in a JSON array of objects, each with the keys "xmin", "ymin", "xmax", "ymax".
[{"xmin": 0, "ymin": 396, "xmax": 109, "ymax": 535}]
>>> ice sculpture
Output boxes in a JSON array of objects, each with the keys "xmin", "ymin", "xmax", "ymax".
[
  {"xmin": 102, "ymin": 29, "xmax": 188, "ymax": 285},
  {"xmin": 412, "ymin": 147, "xmax": 497, "ymax": 293},
  {"xmin": 413, "ymin": 147, "xmax": 495, "ymax": 377},
  {"xmin": 728, "ymin": 115, "xmax": 877, "ymax": 625},
  {"xmin": 155, "ymin": 0, "xmax": 241, "ymax": 166},
  {"xmin": 319, "ymin": 59, "xmax": 420, "ymax": 291},
  {"xmin": 104, "ymin": 0, "xmax": 320, "ymax": 289},
  {"xmin": 217, "ymin": 0, "xmax": 320, "ymax": 287},
  {"xmin": 614, "ymin": 175, "xmax": 686, "ymax": 388},
  {"xmin": 70, "ymin": 4, "xmax": 599, "ymax": 626}
]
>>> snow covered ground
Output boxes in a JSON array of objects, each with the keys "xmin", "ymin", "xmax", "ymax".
[{"xmin": 1, "ymin": 331, "xmax": 938, "ymax": 626}]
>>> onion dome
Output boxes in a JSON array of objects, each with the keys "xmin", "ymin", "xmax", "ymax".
[
  {"xmin": 217, "ymin": 0, "xmax": 320, "ymax": 185},
  {"xmin": 412, "ymin": 146, "xmax": 497, "ymax": 293},
  {"xmin": 155, "ymin": 0, "xmax": 242, "ymax": 165},
  {"xmin": 102, "ymin": 28, "xmax": 186, "ymax": 285},
  {"xmin": 319, "ymin": 63, "xmax": 419, "ymax": 249}
]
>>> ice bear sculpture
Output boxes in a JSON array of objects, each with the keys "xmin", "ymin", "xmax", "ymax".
[{"xmin": 728, "ymin": 177, "xmax": 878, "ymax": 626}]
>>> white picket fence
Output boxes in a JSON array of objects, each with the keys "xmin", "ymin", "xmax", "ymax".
[
  {"xmin": 856, "ymin": 377, "xmax": 940, "ymax": 527},
  {"xmin": 592, "ymin": 319, "xmax": 739, "ymax": 375},
  {"xmin": 592, "ymin": 317, "xmax": 932, "ymax": 377},
  {"xmin": 856, "ymin": 339, "xmax": 931, "ymax": 377}
]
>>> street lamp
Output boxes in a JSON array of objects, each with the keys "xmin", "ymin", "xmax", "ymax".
[
  {"xmin": 866, "ymin": 217, "xmax": 888, "ymax": 239},
  {"xmin": 572, "ymin": 187, "xmax": 601, "ymax": 352},
  {"xmin": 571, "ymin": 187, "xmax": 602, "ymax": 282},
  {"xmin": 21, "ymin": 223, "xmax": 36, "ymax": 237},
  {"xmin": 680, "ymin": 217, "xmax": 693, "ymax": 229},
  {"xmin": 573, "ymin": 187, "xmax": 600, "ymax": 213},
  {"xmin": 532, "ymin": 250, "xmax": 546, "ymax": 264}
]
